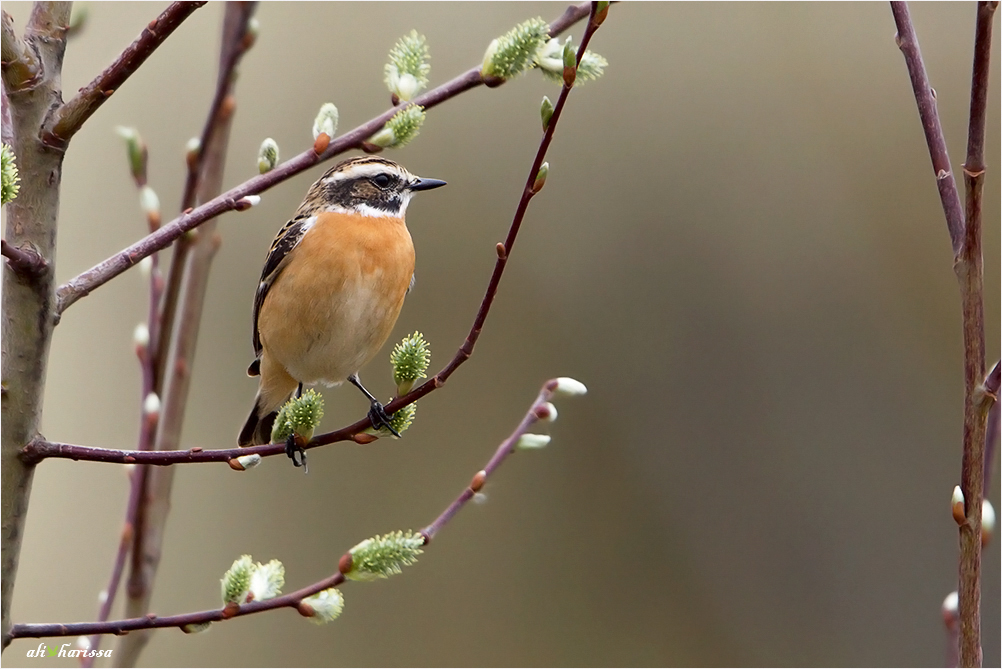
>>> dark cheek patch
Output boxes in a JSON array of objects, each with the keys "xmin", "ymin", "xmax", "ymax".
[{"xmin": 325, "ymin": 177, "xmax": 404, "ymax": 215}]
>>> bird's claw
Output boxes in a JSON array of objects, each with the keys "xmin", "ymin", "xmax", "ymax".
[
  {"xmin": 368, "ymin": 401, "xmax": 400, "ymax": 438},
  {"xmin": 285, "ymin": 434, "xmax": 308, "ymax": 472}
]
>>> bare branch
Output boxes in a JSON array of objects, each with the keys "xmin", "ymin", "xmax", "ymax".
[
  {"xmin": 52, "ymin": 1, "xmax": 594, "ymax": 316},
  {"xmin": 41, "ymin": 2, "xmax": 206, "ymax": 149},
  {"xmin": 890, "ymin": 2, "xmax": 967, "ymax": 256},
  {"xmin": 892, "ymin": 3, "xmax": 998, "ymax": 666}
]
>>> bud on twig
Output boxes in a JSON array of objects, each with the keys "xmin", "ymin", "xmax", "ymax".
[
  {"xmin": 390, "ymin": 332, "xmax": 431, "ymax": 396},
  {"xmin": 540, "ymin": 96, "xmax": 554, "ymax": 132},
  {"xmin": 220, "ymin": 555, "xmax": 254, "ymax": 605},
  {"xmin": 369, "ymin": 105, "xmax": 426, "ymax": 149},
  {"xmin": 312, "ymin": 103, "xmax": 339, "ymax": 141},
  {"xmin": 257, "ymin": 138, "xmax": 279, "ymax": 174},
  {"xmin": 952, "ymin": 485, "xmax": 965, "ymax": 525},
  {"xmin": 553, "ymin": 377, "xmax": 588, "ymax": 396},
  {"xmin": 115, "ymin": 126, "xmax": 147, "ymax": 185},
  {"xmin": 1, "ymin": 144, "xmax": 20, "ymax": 205},
  {"xmin": 532, "ymin": 162, "xmax": 549, "ymax": 193},
  {"xmin": 481, "ymin": 17, "xmax": 550, "ymax": 80},
  {"xmin": 517, "ymin": 433, "xmax": 551, "ymax": 450},
  {"xmin": 271, "ymin": 390, "xmax": 325, "ymax": 444},
  {"xmin": 562, "ymin": 40, "xmax": 577, "ymax": 87},
  {"xmin": 343, "ymin": 530, "xmax": 424, "ymax": 581},
  {"xmin": 385, "ymin": 30, "xmax": 430, "ymax": 102},
  {"xmin": 983, "ymin": 499, "xmax": 996, "ymax": 547},
  {"xmin": 299, "ymin": 588, "xmax": 344, "ymax": 624}
]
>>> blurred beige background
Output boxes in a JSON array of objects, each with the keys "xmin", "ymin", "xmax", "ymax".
[{"xmin": 2, "ymin": 2, "xmax": 999, "ymax": 666}]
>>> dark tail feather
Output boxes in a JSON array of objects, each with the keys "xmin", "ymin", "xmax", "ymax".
[{"xmin": 238, "ymin": 398, "xmax": 279, "ymax": 446}]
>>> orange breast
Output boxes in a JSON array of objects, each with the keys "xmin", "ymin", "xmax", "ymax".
[{"xmin": 258, "ymin": 211, "xmax": 415, "ymax": 384}]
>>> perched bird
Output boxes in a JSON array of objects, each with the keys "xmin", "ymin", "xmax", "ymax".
[{"xmin": 238, "ymin": 156, "xmax": 446, "ymax": 464}]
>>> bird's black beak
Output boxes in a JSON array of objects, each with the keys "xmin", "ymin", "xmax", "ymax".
[{"xmin": 408, "ymin": 177, "xmax": 447, "ymax": 191}]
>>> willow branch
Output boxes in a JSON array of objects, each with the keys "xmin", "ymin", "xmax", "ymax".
[
  {"xmin": 24, "ymin": 1, "xmax": 604, "ymax": 469},
  {"xmin": 41, "ymin": 2, "xmax": 206, "ymax": 149},
  {"xmin": 81, "ymin": 136, "xmax": 164, "ymax": 668},
  {"xmin": 890, "ymin": 2, "xmax": 968, "ymax": 257},
  {"xmin": 8, "ymin": 377, "xmax": 572, "ymax": 641},
  {"xmin": 155, "ymin": 3, "xmax": 258, "ymax": 383},
  {"xmin": 892, "ymin": 3, "xmax": 998, "ymax": 667},
  {"xmin": 115, "ymin": 6, "xmax": 256, "ymax": 666},
  {"xmin": 52, "ymin": 1, "xmax": 593, "ymax": 316}
]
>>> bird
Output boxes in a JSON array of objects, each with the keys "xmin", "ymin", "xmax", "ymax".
[{"xmin": 238, "ymin": 155, "xmax": 446, "ymax": 465}]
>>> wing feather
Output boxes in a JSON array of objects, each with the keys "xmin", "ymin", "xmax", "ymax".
[{"xmin": 251, "ymin": 215, "xmax": 315, "ymax": 358}]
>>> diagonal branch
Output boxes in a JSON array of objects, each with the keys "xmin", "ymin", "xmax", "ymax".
[
  {"xmin": 41, "ymin": 2, "xmax": 206, "ymax": 149},
  {"xmin": 52, "ymin": 1, "xmax": 594, "ymax": 316},
  {"xmin": 890, "ymin": 1, "xmax": 967, "ymax": 257}
]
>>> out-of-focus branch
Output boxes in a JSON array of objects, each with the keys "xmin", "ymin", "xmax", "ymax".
[
  {"xmin": 8, "ymin": 378, "xmax": 575, "ymax": 640},
  {"xmin": 41, "ymin": 2, "xmax": 206, "ymax": 149},
  {"xmin": 81, "ymin": 131, "xmax": 164, "ymax": 668},
  {"xmin": 114, "ymin": 5, "xmax": 256, "ymax": 666},
  {"xmin": 1, "ymin": 0, "xmax": 72, "ymax": 649},
  {"xmin": 52, "ymin": 1, "xmax": 594, "ymax": 316}
]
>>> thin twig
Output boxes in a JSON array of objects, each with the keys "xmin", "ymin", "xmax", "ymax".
[
  {"xmin": 41, "ymin": 2, "xmax": 206, "ymax": 149},
  {"xmin": 890, "ymin": 2, "xmax": 967, "ymax": 256},
  {"xmin": 155, "ymin": 6, "xmax": 257, "ymax": 384},
  {"xmin": 52, "ymin": 2, "xmax": 593, "ymax": 316},
  {"xmin": 81, "ymin": 137, "xmax": 164, "ymax": 668},
  {"xmin": 114, "ymin": 6, "xmax": 256, "ymax": 666},
  {"xmin": 8, "ymin": 377, "xmax": 576, "ymax": 640},
  {"xmin": 1, "ymin": 239, "xmax": 48, "ymax": 279}
]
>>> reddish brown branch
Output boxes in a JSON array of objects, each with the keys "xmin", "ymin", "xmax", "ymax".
[
  {"xmin": 41, "ymin": 2, "xmax": 206, "ymax": 149},
  {"xmin": 890, "ymin": 2, "xmax": 967, "ymax": 256},
  {"xmin": 8, "ymin": 377, "xmax": 575, "ymax": 641},
  {"xmin": 81, "ymin": 138, "xmax": 164, "ymax": 668},
  {"xmin": 1, "ymin": 238, "xmax": 47, "ymax": 279},
  {"xmin": 892, "ymin": 3, "xmax": 998, "ymax": 667},
  {"xmin": 52, "ymin": 1, "xmax": 593, "ymax": 316}
]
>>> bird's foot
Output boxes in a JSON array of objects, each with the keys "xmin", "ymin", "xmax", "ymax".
[
  {"xmin": 285, "ymin": 434, "xmax": 308, "ymax": 473},
  {"xmin": 368, "ymin": 401, "xmax": 400, "ymax": 438}
]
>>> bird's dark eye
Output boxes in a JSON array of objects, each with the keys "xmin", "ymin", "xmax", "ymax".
[{"xmin": 371, "ymin": 174, "xmax": 392, "ymax": 188}]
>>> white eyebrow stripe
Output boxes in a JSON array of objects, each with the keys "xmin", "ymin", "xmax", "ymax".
[{"xmin": 322, "ymin": 162, "xmax": 413, "ymax": 184}]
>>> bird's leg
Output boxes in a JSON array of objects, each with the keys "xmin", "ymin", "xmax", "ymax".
[
  {"xmin": 348, "ymin": 373, "xmax": 400, "ymax": 437},
  {"xmin": 287, "ymin": 382, "xmax": 308, "ymax": 471},
  {"xmin": 285, "ymin": 434, "xmax": 308, "ymax": 472}
]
